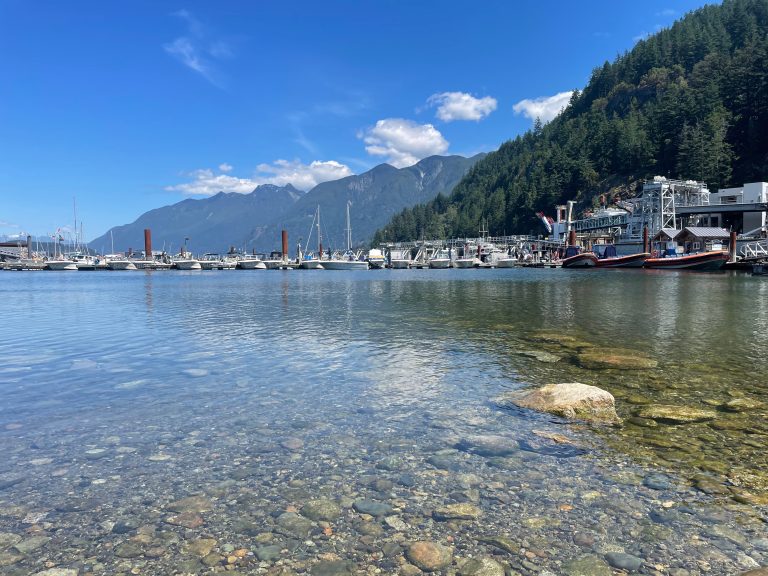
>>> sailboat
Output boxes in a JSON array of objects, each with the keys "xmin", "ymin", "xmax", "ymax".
[
  {"xmin": 322, "ymin": 202, "xmax": 368, "ymax": 270},
  {"xmin": 299, "ymin": 206, "xmax": 325, "ymax": 269}
]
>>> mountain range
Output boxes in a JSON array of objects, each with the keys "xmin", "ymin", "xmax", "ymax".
[{"xmin": 90, "ymin": 154, "xmax": 484, "ymax": 255}]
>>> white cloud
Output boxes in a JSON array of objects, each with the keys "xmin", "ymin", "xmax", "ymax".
[
  {"xmin": 165, "ymin": 169, "xmax": 259, "ymax": 196},
  {"xmin": 426, "ymin": 91, "xmax": 497, "ymax": 122},
  {"xmin": 512, "ymin": 91, "xmax": 574, "ymax": 124},
  {"xmin": 255, "ymin": 159, "xmax": 353, "ymax": 190},
  {"xmin": 360, "ymin": 118, "xmax": 449, "ymax": 168},
  {"xmin": 656, "ymin": 8, "xmax": 676, "ymax": 17},
  {"xmin": 164, "ymin": 10, "xmax": 231, "ymax": 87},
  {"xmin": 165, "ymin": 160, "xmax": 353, "ymax": 196}
]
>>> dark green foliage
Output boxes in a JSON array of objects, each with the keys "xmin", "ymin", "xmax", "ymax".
[{"xmin": 374, "ymin": 0, "xmax": 768, "ymax": 243}]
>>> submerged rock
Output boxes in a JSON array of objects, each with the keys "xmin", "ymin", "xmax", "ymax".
[
  {"xmin": 301, "ymin": 499, "xmax": 341, "ymax": 522},
  {"xmin": 433, "ymin": 503, "xmax": 482, "ymax": 521},
  {"xmin": 636, "ymin": 405, "xmax": 718, "ymax": 424},
  {"xmin": 406, "ymin": 541, "xmax": 453, "ymax": 572},
  {"xmin": 352, "ymin": 499, "xmax": 392, "ymax": 517},
  {"xmin": 456, "ymin": 435, "xmax": 518, "ymax": 457},
  {"xmin": 562, "ymin": 554, "xmax": 612, "ymax": 576},
  {"xmin": 721, "ymin": 398, "xmax": 764, "ymax": 412},
  {"xmin": 497, "ymin": 383, "xmax": 620, "ymax": 424},
  {"xmin": 577, "ymin": 349, "xmax": 657, "ymax": 370},
  {"xmin": 166, "ymin": 495, "xmax": 213, "ymax": 513},
  {"xmin": 457, "ymin": 556, "xmax": 505, "ymax": 576}
]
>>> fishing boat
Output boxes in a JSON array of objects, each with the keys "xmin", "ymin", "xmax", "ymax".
[
  {"xmin": 594, "ymin": 245, "xmax": 649, "ymax": 268},
  {"xmin": 561, "ymin": 245, "xmax": 598, "ymax": 268},
  {"xmin": 644, "ymin": 250, "xmax": 728, "ymax": 271},
  {"xmin": 323, "ymin": 203, "xmax": 369, "ymax": 270}
]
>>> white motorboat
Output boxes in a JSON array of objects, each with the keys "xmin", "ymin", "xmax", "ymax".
[
  {"xmin": 199, "ymin": 253, "xmax": 237, "ymax": 270},
  {"xmin": 390, "ymin": 259, "xmax": 412, "ymax": 269},
  {"xmin": 174, "ymin": 258, "xmax": 202, "ymax": 270},
  {"xmin": 106, "ymin": 256, "xmax": 137, "ymax": 270},
  {"xmin": 298, "ymin": 255, "xmax": 324, "ymax": 269},
  {"xmin": 453, "ymin": 257, "xmax": 480, "ymax": 268},
  {"xmin": 428, "ymin": 248, "xmax": 452, "ymax": 269},
  {"xmin": 495, "ymin": 257, "xmax": 519, "ymax": 268},
  {"xmin": 323, "ymin": 251, "xmax": 368, "ymax": 270},
  {"xmin": 236, "ymin": 255, "xmax": 266, "ymax": 269},
  {"xmin": 46, "ymin": 259, "xmax": 78, "ymax": 271}
]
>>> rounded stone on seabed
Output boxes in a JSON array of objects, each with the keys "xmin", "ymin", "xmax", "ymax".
[
  {"xmin": 432, "ymin": 503, "xmax": 482, "ymax": 521},
  {"xmin": 635, "ymin": 404, "xmax": 718, "ymax": 424},
  {"xmin": 605, "ymin": 551, "xmax": 644, "ymax": 572},
  {"xmin": 301, "ymin": 499, "xmax": 341, "ymax": 522},
  {"xmin": 457, "ymin": 556, "xmax": 505, "ymax": 576},
  {"xmin": 406, "ymin": 541, "xmax": 453, "ymax": 572},
  {"xmin": 352, "ymin": 499, "xmax": 392, "ymax": 517}
]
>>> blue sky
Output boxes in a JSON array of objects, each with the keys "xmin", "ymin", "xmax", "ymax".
[{"xmin": 0, "ymin": 0, "xmax": 708, "ymax": 240}]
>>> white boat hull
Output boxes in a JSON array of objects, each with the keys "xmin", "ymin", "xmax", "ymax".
[
  {"xmin": 107, "ymin": 260, "xmax": 137, "ymax": 271},
  {"xmin": 322, "ymin": 260, "xmax": 369, "ymax": 270},
  {"xmin": 237, "ymin": 259, "xmax": 266, "ymax": 269},
  {"xmin": 175, "ymin": 260, "xmax": 202, "ymax": 270},
  {"xmin": 453, "ymin": 258, "xmax": 479, "ymax": 268},
  {"xmin": 429, "ymin": 259, "xmax": 451, "ymax": 269},
  {"xmin": 46, "ymin": 260, "xmax": 78, "ymax": 271},
  {"xmin": 299, "ymin": 260, "xmax": 324, "ymax": 269},
  {"xmin": 390, "ymin": 259, "xmax": 412, "ymax": 269},
  {"xmin": 496, "ymin": 258, "xmax": 519, "ymax": 268}
]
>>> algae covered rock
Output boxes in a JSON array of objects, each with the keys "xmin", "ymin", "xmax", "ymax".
[
  {"xmin": 498, "ymin": 383, "xmax": 620, "ymax": 424},
  {"xmin": 636, "ymin": 404, "xmax": 718, "ymax": 424}
]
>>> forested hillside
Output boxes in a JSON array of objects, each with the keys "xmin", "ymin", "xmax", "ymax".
[{"xmin": 374, "ymin": 0, "xmax": 768, "ymax": 242}]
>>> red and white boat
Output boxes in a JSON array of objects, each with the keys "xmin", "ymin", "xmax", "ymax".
[
  {"xmin": 595, "ymin": 245, "xmax": 649, "ymax": 268},
  {"xmin": 644, "ymin": 250, "xmax": 728, "ymax": 271},
  {"xmin": 561, "ymin": 246, "xmax": 598, "ymax": 268}
]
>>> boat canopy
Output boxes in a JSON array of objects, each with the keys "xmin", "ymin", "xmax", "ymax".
[
  {"xmin": 600, "ymin": 245, "xmax": 618, "ymax": 259},
  {"xmin": 564, "ymin": 246, "xmax": 580, "ymax": 258}
]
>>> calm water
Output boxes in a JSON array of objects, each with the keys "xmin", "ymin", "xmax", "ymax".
[{"xmin": 0, "ymin": 269, "xmax": 766, "ymax": 575}]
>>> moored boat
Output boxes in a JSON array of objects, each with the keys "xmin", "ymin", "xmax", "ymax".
[
  {"xmin": 561, "ymin": 246, "xmax": 597, "ymax": 268},
  {"xmin": 366, "ymin": 248, "xmax": 386, "ymax": 269},
  {"xmin": 236, "ymin": 255, "xmax": 266, "ymax": 270},
  {"xmin": 323, "ymin": 251, "xmax": 368, "ymax": 270},
  {"xmin": 45, "ymin": 259, "xmax": 78, "ymax": 271},
  {"xmin": 594, "ymin": 245, "xmax": 649, "ymax": 268},
  {"xmin": 428, "ymin": 248, "xmax": 452, "ymax": 269},
  {"xmin": 644, "ymin": 250, "xmax": 728, "ymax": 271}
]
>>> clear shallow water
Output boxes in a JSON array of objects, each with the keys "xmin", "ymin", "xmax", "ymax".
[{"xmin": 0, "ymin": 269, "xmax": 766, "ymax": 575}]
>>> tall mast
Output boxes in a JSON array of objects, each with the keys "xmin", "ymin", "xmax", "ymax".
[
  {"xmin": 346, "ymin": 201, "xmax": 351, "ymax": 251},
  {"xmin": 317, "ymin": 205, "xmax": 322, "ymax": 253}
]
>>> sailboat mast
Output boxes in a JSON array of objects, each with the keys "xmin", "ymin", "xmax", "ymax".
[
  {"xmin": 346, "ymin": 201, "xmax": 351, "ymax": 251},
  {"xmin": 317, "ymin": 205, "xmax": 323, "ymax": 257}
]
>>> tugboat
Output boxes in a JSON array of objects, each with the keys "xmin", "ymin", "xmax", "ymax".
[
  {"xmin": 561, "ymin": 245, "xmax": 598, "ymax": 268},
  {"xmin": 594, "ymin": 245, "xmax": 649, "ymax": 268}
]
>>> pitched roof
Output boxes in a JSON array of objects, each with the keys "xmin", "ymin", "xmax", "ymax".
[{"xmin": 682, "ymin": 226, "xmax": 730, "ymax": 238}]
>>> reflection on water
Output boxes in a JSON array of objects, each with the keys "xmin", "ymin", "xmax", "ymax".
[{"xmin": 0, "ymin": 269, "xmax": 766, "ymax": 574}]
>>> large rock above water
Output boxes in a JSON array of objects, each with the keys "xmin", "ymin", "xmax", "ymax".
[
  {"xmin": 636, "ymin": 405, "xmax": 718, "ymax": 424},
  {"xmin": 497, "ymin": 383, "xmax": 620, "ymax": 424}
]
